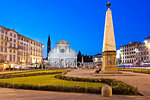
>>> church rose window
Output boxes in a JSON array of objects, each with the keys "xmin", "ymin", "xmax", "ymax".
[{"xmin": 60, "ymin": 49, "xmax": 65, "ymax": 53}]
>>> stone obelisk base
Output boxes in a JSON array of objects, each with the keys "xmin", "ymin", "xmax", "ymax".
[{"xmin": 100, "ymin": 51, "xmax": 121, "ymax": 74}]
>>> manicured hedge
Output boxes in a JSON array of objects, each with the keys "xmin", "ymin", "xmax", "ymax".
[
  {"xmin": 55, "ymin": 75, "xmax": 139, "ymax": 95},
  {"xmin": 118, "ymin": 68, "xmax": 150, "ymax": 74},
  {"xmin": 0, "ymin": 72, "xmax": 62, "ymax": 79},
  {"xmin": 0, "ymin": 82, "xmax": 101, "ymax": 94}
]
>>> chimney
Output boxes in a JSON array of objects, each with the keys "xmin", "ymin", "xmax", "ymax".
[{"xmin": 13, "ymin": 27, "xmax": 15, "ymax": 31}]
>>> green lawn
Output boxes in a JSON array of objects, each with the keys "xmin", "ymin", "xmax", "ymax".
[
  {"xmin": 0, "ymin": 74, "xmax": 106, "ymax": 89},
  {"xmin": 118, "ymin": 68, "xmax": 150, "ymax": 74}
]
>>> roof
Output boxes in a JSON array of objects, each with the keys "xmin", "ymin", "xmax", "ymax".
[
  {"xmin": 0, "ymin": 26, "xmax": 17, "ymax": 33},
  {"xmin": 0, "ymin": 25, "xmax": 43, "ymax": 46},
  {"xmin": 120, "ymin": 42, "xmax": 141, "ymax": 47},
  {"xmin": 144, "ymin": 36, "xmax": 150, "ymax": 40},
  {"xmin": 93, "ymin": 53, "xmax": 102, "ymax": 57},
  {"xmin": 18, "ymin": 34, "xmax": 44, "ymax": 46},
  {"xmin": 56, "ymin": 40, "xmax": 70, "ymax": 44}
]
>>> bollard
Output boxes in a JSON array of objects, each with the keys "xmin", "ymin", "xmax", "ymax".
[{"xmin": 101, "ymin": 85, "xmax": 112, "ymax": 97}]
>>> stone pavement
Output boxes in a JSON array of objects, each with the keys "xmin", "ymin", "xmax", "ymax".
[
  {"xmin": 0, "ymin": 88, "xmax": 148, "ymax": 100},
  {"xmin": 66, "ymin": 69, "xmax": 150, "ymax": 97}
]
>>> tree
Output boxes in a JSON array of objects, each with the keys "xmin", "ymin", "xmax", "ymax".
[
  {"xmin": 77, "ymin": 51, "xmax": 82, "ymax": 62},
  {"xmin": 83, "ymin": 55, "xmax": 93, "ymax": 62}
]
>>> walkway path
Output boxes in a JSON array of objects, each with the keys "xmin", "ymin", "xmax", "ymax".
[
  {"xmin": 0, "ymin": 88, "xmax": 147, "ymax": 100},
  {"xmin": 66, "ymin": 69, "xmax": 150, "ymax": 96}
]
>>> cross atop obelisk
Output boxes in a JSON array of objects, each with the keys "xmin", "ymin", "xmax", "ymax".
[{"xmin": 106, "ymin": 1, "xmax": 111, "ymax": 8}]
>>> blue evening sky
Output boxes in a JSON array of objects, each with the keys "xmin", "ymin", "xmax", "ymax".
[{"xmin": 0, "ymin": 0, "xmax": 149, "ymax": 58}]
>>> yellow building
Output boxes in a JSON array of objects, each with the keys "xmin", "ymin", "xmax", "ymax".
[{"xmin": 0, "ymin": 26, "xmax": 43, "ymax": 70}]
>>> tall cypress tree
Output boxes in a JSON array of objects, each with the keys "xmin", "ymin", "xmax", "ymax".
[{"xmin": 77, "ymin": 51, "xmax": 82, "ymax": 62}]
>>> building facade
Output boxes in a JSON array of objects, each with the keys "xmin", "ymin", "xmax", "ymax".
[
  {"xmin": 18, "ymin": 34, "xmax": 43, "ymax": 65},
  {"xmin": 48, "ymin": 40, "xmax": 77, "ymax": 68},
  {"xmin": 0, "ymin": 26, "xmax": 43, "ymax": 70},
  {"xmin": 119, "ymin": 39, "xmax": 150, "ymax": 67},
  {"xmin": 120, "ymin": 41, "xmax": 141, "ymax": 66},
  {"xmin": 135, "ymin": 37, "xmax": 150, "ymax": 66},
  {"xmin": 93, "ymin": 53, "xmax": 102, "ymax": 67}
]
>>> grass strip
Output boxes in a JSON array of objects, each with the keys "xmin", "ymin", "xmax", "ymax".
[{"xmin": 118, "ymin": 68, "xmax": 150, "ymax": 74}]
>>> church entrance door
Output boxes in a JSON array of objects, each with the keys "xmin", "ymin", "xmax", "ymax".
[
  {"xmin": 60, "ymin": 59, "xmax": 64, "ymax": 68},
  {"xmin": 68, "ymin": 62, "xmax": 71, "ymax": 67}
]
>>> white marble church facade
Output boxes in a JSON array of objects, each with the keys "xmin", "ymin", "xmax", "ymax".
[{"xmin": 48, "ymin": 40, "xmax": 77, "ymax": 68}]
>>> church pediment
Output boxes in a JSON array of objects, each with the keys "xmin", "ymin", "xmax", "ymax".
[{"xmin": 56, "ymin": 40, "xmax": 70, "ymax": 45}]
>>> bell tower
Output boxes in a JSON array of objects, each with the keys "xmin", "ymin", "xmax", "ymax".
[{"xmin": 47, "ymin": 35, "xmax": 51, "ymax": 59}]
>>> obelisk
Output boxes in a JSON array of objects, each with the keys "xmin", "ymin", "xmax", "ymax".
[{"xmin": 101, "ymin": 2, "xmax": 118, "ymax": 72}]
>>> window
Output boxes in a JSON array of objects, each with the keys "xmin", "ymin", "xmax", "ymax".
[
  {"xmin": 13, "ymin": 55, "xmax": 15, "ymax": 62},
  {"xmin": 10, "ymin": 43, "xmax": 12, "ymax": 47},
  {"xmin": 10, "ymin": 32, "xmax": 12, "ymax": 36},
  {"xmin": 5, "ymin": 48, "xmax": 7, "ymax": 52},
  {"xmin": 10, "ymin": 38, "xmax": 12, "ymax": 41},
  {"xmin": 1, "ymin": 34, "xmax": 3, "ymax": 39},
  {"xmin": 5, "ymin": 36, "xmax": 8, "ymax": 41},
  {"xmin": 1, "ymin": 29, "xmax": 4, "ymax": 33},
  {"xmin": 5, "ymin": 43, "xmax": 7, "ymax": 46},
  {"xmin": 14, "ymin": 34, "xmax": 16, "ymax": 37},
  {"xmin": 1, "ymin": 47, "xmax": 3, "ymax": 52},
  {"xmin": 10, "ymin": 54, "xmax": 12, "ymax": 62}
]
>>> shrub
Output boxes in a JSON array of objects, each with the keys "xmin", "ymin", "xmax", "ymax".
[
  {"xmin": 0, "ymin": 72, "xmax": 62, "ymax": 79},
  {"xmin": 55, "ymin": 75, "xmax": 139, "ymax": 95}
]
